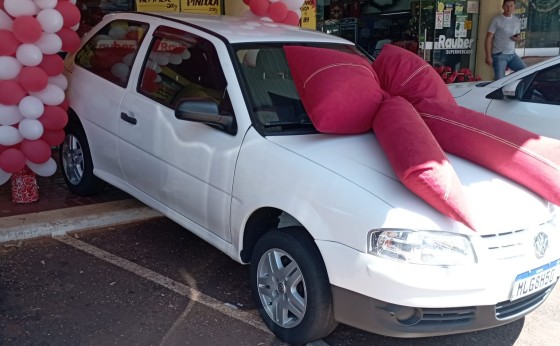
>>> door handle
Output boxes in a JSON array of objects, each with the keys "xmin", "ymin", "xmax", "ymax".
[{"xmin": 120, "ymin": 112, "xmax": 137, "ymax": 125}]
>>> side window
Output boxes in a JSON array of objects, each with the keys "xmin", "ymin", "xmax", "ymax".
[
  {"xmin": 75, "ymin": 20, "xmax": 149, "ymax": 87},
  {"xmin": 522, "ymin": 64, "xmax": 560, "ymax": 104},
  {"xmin": 138, "ymin": 26, "xmax": 228, "ymax": 111}
]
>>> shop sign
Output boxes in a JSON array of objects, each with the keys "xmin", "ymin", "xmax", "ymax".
[
  {"xmin": 180, "ymin": 0, "xmax": 220, "ymax": 15},
  {"xmin": 300, "ymin": 0, "xmax": 316, "ymax": 29},
  {"xmin": 136, "ymin": 0, "xmax": 180, "ymax": 12},
  {"xmin": 434, "ymin": 35, "xmax": 474, "ymax": 54}
]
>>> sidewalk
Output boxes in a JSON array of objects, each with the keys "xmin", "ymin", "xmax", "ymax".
[{"xmin": 0, "ymin": 150, "xmax": 162, "ymax": 243}]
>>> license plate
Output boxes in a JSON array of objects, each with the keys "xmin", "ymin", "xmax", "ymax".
[{"xmin": 510, "ymin": 260, "xmax": 559, "ymax": 301}]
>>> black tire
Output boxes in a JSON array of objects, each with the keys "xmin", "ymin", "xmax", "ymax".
[
  {"xmin": 59, "ymin": 121, "xmax": 104, "ymax": 196},
  {"xmin": 250, "ymin": 227, "xmax": 338, "ymax": 344}
]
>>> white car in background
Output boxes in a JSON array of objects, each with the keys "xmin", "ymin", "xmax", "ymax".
[{"xmin": 449, "ymin": 56, "xmax": 560, "ymax": 139}]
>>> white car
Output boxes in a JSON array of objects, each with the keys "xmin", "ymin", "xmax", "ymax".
[
  {"xmin": 61, "ymin": 12, "xmax": 560, "ymax": 344},
  {"xmin": 449, "ymin": 56, "xmax": 560, "ymax": 139}
]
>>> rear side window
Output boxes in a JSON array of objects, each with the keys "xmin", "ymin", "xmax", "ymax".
[{"xmin": 74, "ymin": 20, "xmax": 149, "ymax": 87}]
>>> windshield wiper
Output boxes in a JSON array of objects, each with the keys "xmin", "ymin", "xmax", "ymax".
[{"xmin": 263, "ymin": 120, "xmax": 315, "ymax": 129}]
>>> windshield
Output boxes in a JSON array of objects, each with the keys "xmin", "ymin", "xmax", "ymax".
[{"xmin": 234, "ymin": 43, "xmax": 370, "ymax": 135}]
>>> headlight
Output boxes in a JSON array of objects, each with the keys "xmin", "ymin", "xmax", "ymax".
[{"xmin": 368, "ymin": 229, "xmax": 477, "ymax": 266}]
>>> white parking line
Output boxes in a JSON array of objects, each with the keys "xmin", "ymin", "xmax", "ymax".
[{"xmin": 54, "ymin": 234, "xmax": 271, "ymax": 334}]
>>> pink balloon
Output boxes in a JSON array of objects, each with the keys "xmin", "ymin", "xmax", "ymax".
[
  {"xmin": 12, "ymin": 16, "xmax": 43, "ymax": 43},
  {"xmin": 55, "ymin": 1, "xmax": 80, "ymax": 28},
  {"xmin": 40, "ymin": 129, "xmax": 65, "ymax": 146},
  {"xmin": 38, "ymin": 54, "xmax": 64, "ymax": 76},
  {"xmin": 19, "ymin": 139, "xmax": 51, "ymax": 164},
  {"xmin": 57, "ymin": 27, "xmax": 80, "ymax": 52},
  {"xmin": 268, "ymin": 2, "xmax": 288, "ymax": 23},
  {"xmin": 282, "ymin": 11, "xmax": 300, "ymax": 26},
  {"xmin": 39, "ymin": 105, "xmax": 68, "ymax": 131},
  {"xmin": 18, "ymin": 66, "xmax": 49, "ymax": 92},
  {"xmin": 0, "ymin": 80, "xmax": 27, "ymax": 105},
  {"xmin": 0, "ymin": 29, "xmax": 19, "ymax": 56},
  {"xmin": 0, "ymin": 148, "xmax": 26, "ymax": 174},
  {"xmin": 250, "ymin": 0, "xmax": 270, "ymax": 17}
]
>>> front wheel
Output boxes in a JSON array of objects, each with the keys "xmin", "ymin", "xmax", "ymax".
[
  {"xmin": 59, "ymin": 121, "xmax": 104, "ymax": 196},
  {"xmin": 250, "ymin": 227, "xmax": 338, "ymax": 344}
]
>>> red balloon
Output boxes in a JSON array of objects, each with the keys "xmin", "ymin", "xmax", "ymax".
[
  {"xmin": 57, "ymin": 27, "xmax": 81, "ymax": 53},
  {"xmin": 12, "ymin": 16, "xmax": 43, "ymax": 44},
  {"xmin": 55, "ymin": 1, "xmax": 81, "ymax": 28},
  {"xmin": 19, "ymin": 139, "xmax": 51, "ymax": 164},
  {"xmin": 282, "ymin": 11, "xmax": 300, "ymax": 26},
  {"xmin": 38, "ymin": 54, "xmax": 64, "ymax": 76},
  {"xmin": 0, "ymin": 80, "xmax": 27, "ymax": 106},
  {"xmin": 41, "ymin": 129, "xmax": 65, "ymax": 146},
  {"xmin": 0, "ymin": 148, "xmax": 26, "ymax": 174},
  {"xmin": 39, "ymin": 106, "xmax": 68, "ymax": 131},
  {"xmin": 0, "ymin": 29, "xmax": 20, "ymax": 56},
  {"xmin": 18, "ymin": 66, "xmax": 49, "ymax": 92},
  {"xmin": 250, "ymin": 0, "xmax": 270, "ymax": 16},
  {"xmin": 268, "ymin": 2, "xmax": 288, "ymax": 23},
  {"xmin": 58, "ymin": 97, "xmax": 69, "ymax": 111}
]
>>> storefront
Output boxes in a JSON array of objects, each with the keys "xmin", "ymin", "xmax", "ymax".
[{"xmin": 76, "ymin": 1, "xmax": 559, "ymax": 80}]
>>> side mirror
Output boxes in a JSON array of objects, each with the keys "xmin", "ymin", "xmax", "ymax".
[
  {"xmin": 175, "ymin": 97, "xmax": 236, "ymax": 134},
  {"xmin": 502, "ymin": 80, "xmax": 521, "ymax": 98}
]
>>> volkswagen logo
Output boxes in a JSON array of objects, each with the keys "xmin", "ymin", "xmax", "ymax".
[{"xmin": 534, "ymin": 232, "xmax": 549, "ymax": 258}]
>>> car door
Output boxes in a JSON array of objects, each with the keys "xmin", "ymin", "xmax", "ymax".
[
  {"xmin": 70, "ymin": 18, "xmax": 149, "ymax": 181},
  {"xmin": 117, "ymin": 25, "xmax": 242, "ymax": 242},
  {"xmin": 485, "ymin": 62, "xmax": 560, "ymax": 139}
]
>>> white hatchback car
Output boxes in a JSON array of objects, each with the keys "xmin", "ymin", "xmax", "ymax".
[
  {"xmin": 449, "ymin": 56, "xmax": 560, "ymax": 139},
  {"xmin": 61, "ymin": 12, "xmax": 560, "ymax": 344}
]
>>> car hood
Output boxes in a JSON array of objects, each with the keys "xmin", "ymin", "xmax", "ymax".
[
  {"xmin": 447, "ymin": 81, "xmax": 485, "ymax": 98},
  {"xmin": 268, "ymin": 133, "xmax": 551, "ymax": 233}
]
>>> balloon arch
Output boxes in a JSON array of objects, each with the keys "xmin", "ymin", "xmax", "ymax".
[{"xmin": 0, "ymin": 0, "xmax": 81, "ymax": 201}]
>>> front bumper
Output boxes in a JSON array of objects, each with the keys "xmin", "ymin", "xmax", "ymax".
[{"xmin": 331, "ymin": 282, "xmax": 556, "ymax": 338}]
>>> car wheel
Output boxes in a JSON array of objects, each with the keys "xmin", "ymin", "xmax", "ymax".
[
  {"xmin": 250, "ymin": 227, "xmax": 338, "ymax": 344},
  {"xmin": 59, "ymin": 121, "xmax": 104, "ymax": 196}
]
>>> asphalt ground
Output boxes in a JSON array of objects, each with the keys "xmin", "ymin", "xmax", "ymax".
[{"xmin": 1, "ymin": 216, "xmax": 559, "ymax": 346}]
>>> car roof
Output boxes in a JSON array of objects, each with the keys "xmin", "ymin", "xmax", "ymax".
[{"xmin": 105, "ymin": 12, "xmax": 352, "ymax": 45}]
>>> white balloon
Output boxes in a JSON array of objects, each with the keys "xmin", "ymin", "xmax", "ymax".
[
  {"xmin": 155, "ymin": 52, "xmax": 169, "ymax": 66},
  {"xmin": 108, "ymin": 27, "xmax": 126, "ymax": 39},
  {"xmin": 37, "ymin": 8, "xmax": 64, "ymax": 33},
  {"xmin": 48, "ymin": 74, "xmax": 68, "ymax": 90},
  {"xmin": 0, "ymin": 125, "xmax": 24, "ymax": 146},
  {"xmin": 26, "ymin": 158, "xmax": 57, "ymax": 177},
  {"xmin": 0, "ymin": 56, "xmax": 22, "ymax": 80},
  {"xmin": 282, "ymin": 0, "xmax": 304, "ymax": 11},
  {"xmin": 111, "ymin": 63, "xmax": 130, "ymax": 79},
  {"xmin": 0, "ymin": 105, "xmax": 24, "ymax": 126},
  {"xmin": 0, "ymin": 168, "xmax": 11, "ymax": 185},
  {"xmin": 169, "ymin": 54, "xmax": 183, "ymax": 65},
  {"xmin": 35, "ymin": 32, "xmax": 63, "ymax": 55},
  {"xmin": 19, "ymin": 96, "xmax": 45, "ymax": 119},
  {"xmin": 0, "ymin": 9, "xmax": 14, "ymax": 31},
  {"xmin": 154, "ymin": 75, "xmax": 162, "ymax": 83},
  {"xmin": 122, "ymin": 53, "xmax": 135, "ymax": 67},
  {"xmin": 31, "ymin": 84, "xmax": 65, "ymax": 106},
  {"xmin": 4, "ymin": 0, "xmax": 39, "ymax": 17},
  {"xmin": 34, "ymin": 0, "xmax": 58, "ymax": 10},
  {"xmin": 18, "ymin": 119, "xmax": 44, "ymax": 140},
  {"xmin": 16, "ymin": 44, "xmax": 43, "ymax": 67},
  {"xmin": 181, "ymin": 49, "xmax": 191, "ymax": 60},
  {"xmin": 70, "ymin": 23, "xmax": 80, "ymax": 31}
]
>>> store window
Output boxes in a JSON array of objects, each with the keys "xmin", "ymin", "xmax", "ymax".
[
  {"xmin": 517, "ymin": 0, "xmax": 560, "ymax": 56},
  {"xmin": 76, "ymin": 1, "xmax": 136, "ymax": 37}
]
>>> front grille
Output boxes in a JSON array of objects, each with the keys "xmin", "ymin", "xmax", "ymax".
[
  {"xmin": 416, "ymin": 307, "xmax": 476, "ymax": 326},
  {"xmin": 496, "ymin": 283, "xmax": 556, "ymax": 320},
  {"xmin": 480, "ymin": 228, "xmax": 531, "ymax": 261}
]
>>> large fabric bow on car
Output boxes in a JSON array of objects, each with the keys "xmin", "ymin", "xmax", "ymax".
[{"xmin": 284, "ymin": 44, "xmax": 560, "ymax": 230}]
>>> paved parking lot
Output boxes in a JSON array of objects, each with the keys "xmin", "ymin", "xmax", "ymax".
[{"xmin": 1, "ymin": 217, "xmax": 558, "ymax": 345}]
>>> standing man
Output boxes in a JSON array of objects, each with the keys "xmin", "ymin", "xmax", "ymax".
[{"xmin": 485, "ymin": 0, "xmax": 526, "ymax": 80}]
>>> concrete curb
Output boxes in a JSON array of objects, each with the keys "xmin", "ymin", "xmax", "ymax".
[{"xmin": 0, "ymin": 199, "xmax": 163, "ymax": 243}]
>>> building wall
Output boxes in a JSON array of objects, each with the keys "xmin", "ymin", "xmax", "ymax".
[{"xmin": 476, "ymin": 0, "xmax": 503, "ymax": 80}]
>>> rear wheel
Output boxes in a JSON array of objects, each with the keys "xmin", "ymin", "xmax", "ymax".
[
  {"xmin": 59, "ymin": 121, "xmax": 104, "ymax": 196},
  {"xmin": 250, "ymin": 227, "xmax": 338, "ymax": 344}
]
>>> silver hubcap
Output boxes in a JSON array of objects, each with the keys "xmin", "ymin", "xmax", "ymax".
[
  {"xmin": 257, "ymin": 248, "xmax": 306, "ymax": 328},
  {"xmin": 61, "ymin": 134, "xmax": 84, "ymax": 185}
]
